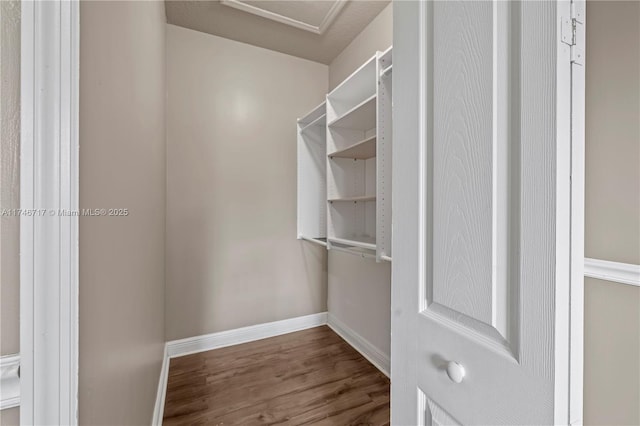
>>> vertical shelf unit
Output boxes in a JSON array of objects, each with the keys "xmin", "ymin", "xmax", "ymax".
[
  {"xmin": 325, "ymin": 47, "xmax": 393, "ymax": 261},
  {"xmin": 297, "ymin": 101, "xmax": 328, "ymax": 246},
  {"xmin": 297, "ymin": 47, "xmax": 392, "ymax": 261}
]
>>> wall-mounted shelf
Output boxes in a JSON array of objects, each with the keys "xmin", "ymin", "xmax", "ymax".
[
  {"xmin": 328, "ymin": 195, "xmax": 376, "ymax": 203},
  {"xmin": 329, "ymin": 236, "xmax": 376, "ymax": 251},
  {"xmin": 328, "ymin": 135, "xmax": 376, "ymax": 159},
  {"xmin": 300, "ymin": 236, "xmax": 328, "ymax": 247},
  {"xmin": 297, "ymin": 101, "xmax": 327, "ymax": 247},
  {"xmin": 300, "ymin": 113, "xmax": 326, "ymax": 136},
  {"xmin": 327, "ymin": 95, "xmax": 376, "ymax": 131},
  {"xmin": 327, "ymin": 55, "xmax": 377, "ymax": 114},
  {"xmin": 297, "ymin": 48, "xmax": 392, "ymax": 261}
]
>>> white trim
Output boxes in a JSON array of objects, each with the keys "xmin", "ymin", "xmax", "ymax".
[
  {"xmin": 0, "ymin": 354, "xmax": 20, "ymax": 410},
  {"xmin": 569, "ymin": 2, "xmax": 586, "ymax": 423},
  {"xmin": 166, "ymin": 312, "xmax": 328, "ymax": 358},
  {"xmin": 390, "ymin": 2, "xmax": 424, "ymax": 422},
  {"xmin": 220, "ymin": 0, "xmax": 346, "ymax": 35},
  {"xmin": 20, "ymin": 1, "xmax": 80, "ymax": 424},
  {"xmin": 151, "ymin": 346, "xmax": 170, "ymax": 426},
  {"xmin": 317, "ymin": 0, "xmax": 346, "ymax": 35},
  {"xmin": 327, "ymin": 314, "xmax": 390, "ymax": 378},
  {"xmin": 584, "ymin": 258, "xmax": 640, "ymax": 287}
]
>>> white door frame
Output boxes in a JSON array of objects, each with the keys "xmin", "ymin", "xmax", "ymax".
[
  {"xmin": 391, "ymin": 0, "xmax": 584, "ymax": 424},
  {"xmin": 20, "ymin": 1, "xmax": 79, "ymax": 424}
]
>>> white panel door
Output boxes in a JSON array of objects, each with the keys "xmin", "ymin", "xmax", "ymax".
[{"xmin": 392, "ymin": 1, "xmax": 584, "ymax": 425}]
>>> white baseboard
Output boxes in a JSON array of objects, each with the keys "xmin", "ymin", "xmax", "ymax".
[
  {"xmin": 0, "ymin": 354, "xmax": 20, "ymax": 410},
  {"xmin": 151, "ymin": 345, "xmax": 169, "ymax": 426},
  {"xmin": 584, "ymin": 258, "xmax": 640, "ymax": 287},
  {"xmin": 166, "ymin": 312, "xmax": 328, "ymax": 358},
  {"xmin": 327, "ymin": 313, "xmax": 390, "ymax": 378}
]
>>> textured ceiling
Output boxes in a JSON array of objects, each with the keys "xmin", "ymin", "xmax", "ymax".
[{"xmin": 165, "ymin": 0, "xmax": 390, "ymax": 64}]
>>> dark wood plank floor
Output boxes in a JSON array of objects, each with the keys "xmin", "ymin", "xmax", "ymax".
[{"xmin": 163, "ymin": 326, "xmax": 390, "ymax": 425}]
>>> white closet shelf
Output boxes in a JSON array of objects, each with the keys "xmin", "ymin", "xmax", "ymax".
[
  {"xmin": 298, "ymin": 101, "xmax": 326, "ymax": 124},
  {"xmin": 328, "ymin": 55, "xmax": 377, "ymax": 105},
  {"xmin": 328, "ymin": 195, "xmax": 376, "ymax": 203},
  {"xmin": 329, "ymin": 236, "xmax": 377, "ymax": 251},
  {"xmin": 300, "ymin": 236, "xmax": 327, "ymax": 246},
  {"xmin": 381, "ymin": 65, "xmax": 393, "ymax": 77},
  {"xmin": 330, "ymin": 244, "xmax": 377, "ymax": 259},
  {"xmin": 327, "ymin": 95, "xmax": 376, "ymax": 131},
  {"xmin": 300, "ymin": 113, "xmax": 326, "ymax": 135},
  {"xmin": 328, "ymin": 135, "xmax": 376, "ymax": 159}
]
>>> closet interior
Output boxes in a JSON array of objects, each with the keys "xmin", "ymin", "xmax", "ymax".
[{"xmin": 161, "ymin": 2, "xmax": 394, "ymax": 422}]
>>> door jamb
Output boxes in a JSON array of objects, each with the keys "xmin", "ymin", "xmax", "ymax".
[
  {"xmin": 568, "ymin": 1, "xmax": 585, "ymax": 423},
  {"xmin": 20, "ymin": 1, "xmax": 79, "ymax": 424}
]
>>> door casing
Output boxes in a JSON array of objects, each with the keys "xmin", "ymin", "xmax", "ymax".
[{"xmin": 20, "ymin": 1, "xmax": 80, "ymax": 424}]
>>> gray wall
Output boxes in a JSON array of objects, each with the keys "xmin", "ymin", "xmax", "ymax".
[
  {"xmin": 0, "ymin": 1, "xmax": 20, "ymax": 424},
  {"xmin": 326, "ymin": 2, "xmax": 393, "ymax": 365},
  {"xmin": 584, "ymin": 277, "xmax": 639, "ymax": 425},
  {"xmin": 585, "ymin": 2, "xmax": 639, "ymax": 266},
  {"xmin": 584, "ymin": 2, "xmax": 640, "ymax": 424},
  {"xmin": 79, "ymin": 2, "xmax": 167, "ymax": 424},
  {"xmin": 329, "ymin": 3, "xmax": 393, "ymax": 91},
  {"xmin": 165, "ymin": 24, "xmax": 328, "ymax": 341}
]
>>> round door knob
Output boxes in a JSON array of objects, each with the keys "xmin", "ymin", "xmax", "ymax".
[{"xmin": 446, "ymin": 361, "xmax": 465, "ymax": 383}]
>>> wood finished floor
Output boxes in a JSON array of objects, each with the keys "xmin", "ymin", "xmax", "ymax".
[{"xmin": 163, "ymin": 326, "xmax": 390, "ymax": 425}]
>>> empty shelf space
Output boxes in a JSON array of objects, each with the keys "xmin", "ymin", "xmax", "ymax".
[
  {"xmin": 329, "ymin": 236, "xmax": 376, "ymax": 251},
  {"xmin": 328, "ymin": 95, "xmax": 376, "ymax": 131},
  {"xmin": 328, "ymin": 55, "xmax": 377, "ymax": 106},
  {"xmin": 330, "ymin": 244, "xmax": 376, "ymax": 259},
  {"xmin": 300, "ymin": 114, "xmax": 326, "ymax": 135},
  {"xmin": 328, "ymin": 195, "xmax": 376, "ymax": 203},
  {"xmin": 328, "ymin": 135, "xmax": 376, "ymax": 160},
  {"xmin": 298, "ymin": 101, "xmax": 326, "ymax": 125}
]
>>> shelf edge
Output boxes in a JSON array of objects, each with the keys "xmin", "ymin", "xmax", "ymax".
[
  {"xmin": 327, "ymin": 94, "xmax": 376, "ymax": 128},
  {"xmin": 328, "ymin": 135, "xmax": 377, "ymax": 159}
]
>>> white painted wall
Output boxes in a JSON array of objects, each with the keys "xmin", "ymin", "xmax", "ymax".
[
  {"xmin": 165, "ymin": 24, "xmax": 328, "ymax": 341},
  {"xmin": 326, "ymin": 4, "xmax": 393, "ymax": 363}
]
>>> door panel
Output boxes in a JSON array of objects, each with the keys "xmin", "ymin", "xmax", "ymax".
[
  {"xmin": 423, "ymin": 391, "xmax": 462, "ymax": 426},
  {"xmin": 392, "ymin": 0, "xmax": 583, "ymax": 424},
  {"xmin": 432, "ymin": 0, "xmax": 494, "ymax": 326},
  {"xmin": 430, "ymin": 0, "xmax": 515, "ymax": 348}
]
